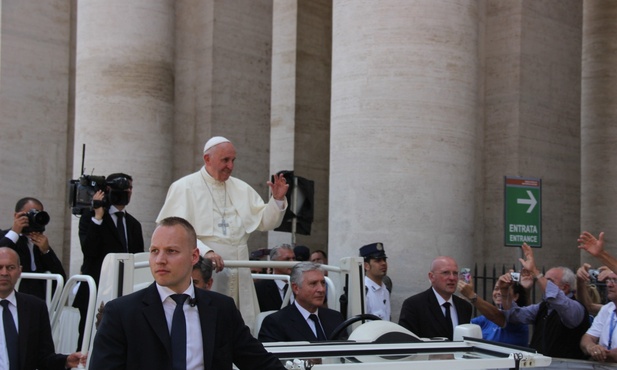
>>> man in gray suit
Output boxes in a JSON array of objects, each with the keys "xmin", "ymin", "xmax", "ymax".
[{"xmin": 259, "ymin": 262, "xmax": 344, "ymax": 342}]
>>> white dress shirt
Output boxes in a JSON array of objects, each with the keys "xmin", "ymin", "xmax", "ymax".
[{"xmin": 156, "ymin": 282, "xmax": 203, "ymax": 370}]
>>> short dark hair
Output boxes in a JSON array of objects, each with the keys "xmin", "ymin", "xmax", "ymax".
[
  {"xmin": 312, "ymin": 250, "xmax": 328, "ymax": 259},
  {"xmin": 15, "ymin": 197, "xmax": 43, "ymax": 212},
  {"xmin": 156, "ymin": 217, "xmax": 197, "ymax": 248},
  {"xmin": 106, "ymin": 172, "xmax": 133, "ymax": 182},
  {"xmin": 193, "ymin": 256, "xmax": 213, "ymax": 281},
  {"xmin": 513, "ymin": 283, "xmax": 528, "ymax": 307}
]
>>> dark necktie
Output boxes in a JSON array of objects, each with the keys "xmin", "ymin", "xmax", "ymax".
[
  {"xmin": 1, "ymin": 300, "xmax": 19, "ymax": 370},
  {"xmin": 282, "ymin": 283, "xmax": 289, "ymax": 303},
  {"xmin": 170, "ymin": 294, "xmax": 188, "ymax": 370},
  {"xmin": 115, "ymin": 211, "xmax": 128, "ymax": 252},
  {"xmin": 308, "ymin": 313, "xmax": 327, "ymax": 340},
  {"xmin": 442, "ymin": 302, "xmax": 453, "ymax": 339}
]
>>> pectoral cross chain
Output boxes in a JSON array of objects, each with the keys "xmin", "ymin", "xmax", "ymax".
[{"xmin": 218, "ymin": 218, "xmax": 229, "ymax": 235}]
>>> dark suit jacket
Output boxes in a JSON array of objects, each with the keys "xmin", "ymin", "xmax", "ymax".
[
  {"xmin": 0, "ymin": 231, "xmax": 66, "ymax": 300},
  {"xmin": 258, "ymin": 303, "xmax": 344, "ymax": 342},
  {"xmin": 90, "ymin": 283, "xmax": 285, "ymax": 370},
  {"xmin": 12, "ymin": 292, "xmax": 68, "ymax": 370},
  {"xmin": 255, "ymin": 279, "xmax": 284, "ymax": 312},
  {"xmin": 398, "ymin": 288, "xmax": 472, "ymax": 340},
  {"xmin": 78, "ymin": 209, "xmax": 144, "ymax": 284}
]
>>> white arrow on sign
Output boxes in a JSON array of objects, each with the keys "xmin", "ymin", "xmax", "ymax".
[{"xmin": 517, "ymin": 190, "xmax": 537, "ymax": 213}]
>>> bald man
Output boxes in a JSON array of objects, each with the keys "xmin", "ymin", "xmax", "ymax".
[
  {"xmin": 0, "ymin": 247, "xmax": 84, "ymax": 369},
  {"xmin": 398, "ymin": 256, "xmax": 472, "ymax": 340}
]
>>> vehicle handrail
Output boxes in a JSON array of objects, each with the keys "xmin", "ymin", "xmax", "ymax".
[
  {"xmin": 50, "ymin": 274, "xmax": 97, "ymax": 353},
  {"xmin": 224, "ymin": 260, "xmax": 342, "ymax": 274},
  {"xmin": 17, "ymin": 272, "xmax": 64, "ymax": 315}
]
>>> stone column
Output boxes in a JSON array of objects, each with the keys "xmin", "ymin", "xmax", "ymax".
[
  {"xmin": 330, "ymin": 1, "xmax": 482, "ymax": 316},
  {"xmin": 72, "ymin": 0, "xmax": 175, "ymax": 274},
  {"xmin": 483, "ymin": 1, "xmax": 582, "ymax": 273},
  {"xmin": 269, "ymin": 0, "xmax": 332, "ymax": 249},
  {"xmin": 0, "ymin": 0, "xmax": 71, "ymax": 263},
  {"xmin": 581, "ymin": 1, "xmax": 617, "ymax": 258}
]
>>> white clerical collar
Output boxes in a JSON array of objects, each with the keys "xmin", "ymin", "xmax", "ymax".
[{"xmin": 155, "ymin": 282, "xmax": 196, "ymax": 303}]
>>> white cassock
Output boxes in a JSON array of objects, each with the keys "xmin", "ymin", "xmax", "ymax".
[{"xmin": 156, "ymin": 166, "xmax": 287, "ymax": 330}]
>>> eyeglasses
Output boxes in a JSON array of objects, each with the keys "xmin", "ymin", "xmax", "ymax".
[
  {"xmin": 434, "ymin": 271, "xmax": 459, "ymax": 278},
  {"xmin": 605, "ymin": 278, "xmax": 617, "ymax": 285}
]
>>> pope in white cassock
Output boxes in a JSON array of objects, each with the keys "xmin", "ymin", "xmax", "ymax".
[{"xmin": 156, "ymin": 136, "xmax": 288, "ymax": 330}]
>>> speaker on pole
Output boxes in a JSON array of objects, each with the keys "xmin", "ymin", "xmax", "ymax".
[{"xmin": 273, "ymin": 170, "xmax": 314, "ymax": 235}]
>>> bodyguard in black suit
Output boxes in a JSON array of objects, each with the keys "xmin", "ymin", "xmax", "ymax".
[
  {"xmin": 399, "ymin": 256, "xmax": 472, "ymax": 340},
  {"xmin": 259, "ymin": 262, "xmax": 344, "ymax": 342},
  {"xmin": 0, "ymin": 247, "xmax": 84, "ymax": 370},
  {"xmin": 255, "ymin": 244, "xmax": 295, "ymax": 312},
  {"xmin": 90, "ymin": 217, "xmax": 285, "ymax": 370},
  {"xmin": 74, "ymin": 172, "xmax": 144, "ymax": 350},
  {"xmin": 255, "ymin": 279, "xmax": 284, "ymax": 311},
  {"xmin": 0, "ymin": 197, "xmax": 66, "ymax": 301}
]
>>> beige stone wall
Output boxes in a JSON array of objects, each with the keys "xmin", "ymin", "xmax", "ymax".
[
  {"xmin": 483, "ymin": 0, "xmax": 582, "ymax": 274},
  {"xmin": 581, "ymin": 1, "xmax": 617, "ymax": 263},
  {"xmin": 0, "ymin": 0, "xmax": 72, "ymax": 262},
  {"xmin": 330, "ymin": 1, "xmax": 483, "ymax": 316},
  {"xmin": 71, "ymin": 0, "xmax": 176, "ymax": 274},
  {"xmin": 269, "ymin": 0, "xmax": 332, "ymax": 250}
]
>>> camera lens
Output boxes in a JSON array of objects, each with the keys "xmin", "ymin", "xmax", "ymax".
[{"xmin": 32, "ymin": 210, "xmax": 50, "ymax": 226}]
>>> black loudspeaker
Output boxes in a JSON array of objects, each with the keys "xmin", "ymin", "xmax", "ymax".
[{"xmin": 273, "ymin": 170, "xmax": 314, "ymax": 235}]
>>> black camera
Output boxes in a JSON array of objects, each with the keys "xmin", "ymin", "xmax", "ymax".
[
  {"xmin": 68, "ymin": 174, "xmax": 131, "ymax": 215},
  {"xmin": 22, "ymin": 209, "xmax": 50, "ymax": 233}
]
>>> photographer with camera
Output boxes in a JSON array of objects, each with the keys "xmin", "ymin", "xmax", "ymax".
[
  {"xmin": 576, "ymin": 264, "xmax": 612, "ymax": 317},
  {"xmin": 73, "ymin": 172, "xmax": 144, "ymax": 350},
  {"xmin": 458, "ymin": 271, "xmax": 529, "ymax": 346},
  {"xmin": 0, "ymin": 197, "xmax": 66, "ymax": 300},
  {"xmin": 500, "ymin": 243, "xmax": 589, "ymax": 359}
]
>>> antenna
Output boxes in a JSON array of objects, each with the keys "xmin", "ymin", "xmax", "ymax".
[{"xmin": 80, "ymin": 144, "xmax": 86, "ymax": 176}]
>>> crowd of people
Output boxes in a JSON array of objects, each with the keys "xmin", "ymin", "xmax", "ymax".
[{"xmin": 4, "ymin": 135, "xmax": 617, "ymax": 369}]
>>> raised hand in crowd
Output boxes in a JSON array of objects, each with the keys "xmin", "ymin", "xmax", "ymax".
[{"xmin": 578, "ymin": 231, "xmax": 617, "ymax": 273}]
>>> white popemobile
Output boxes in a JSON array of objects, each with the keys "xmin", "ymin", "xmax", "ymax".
[{"xmin": 25, "ymin": 252, "xmax": 612, "ymax": 369}]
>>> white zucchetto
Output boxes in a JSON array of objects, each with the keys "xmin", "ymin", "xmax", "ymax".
[{"xmin": 203, "ymin": 136, "xmax": 231, "ymax": 154}]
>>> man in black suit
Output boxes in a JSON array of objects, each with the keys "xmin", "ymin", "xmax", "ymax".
[
  {"xmin": 398, "ymin": 256, "xmax": 472, "ymax": 340},
  {"xmin": 258, "ymin": 262, "xmax": 344, "ymax": 342},
  {"xmin": 90, "ymin": 217, "xmax": 285, "ymax": 370},
  {"xmin": 74, "ymin": 172, "xmax": 144, "ymax": 349},
  {"xmin": 0, "ymin": 247, "xmax": 84, "ymax": 370},
  {"xmin": 255, "ymin": 244, "xmax": 295, "ymax": 312},
  {"xmin": 0, "ymin": 197, "xmax": 66, "ymax": 300}
]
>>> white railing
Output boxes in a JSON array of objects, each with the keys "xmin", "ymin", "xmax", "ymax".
[
  {"xmin": 17, "ymin": 272, "xmax": 64, "ymax": 315},
  {"xmin": 50, "ymin": 275, "xmax": 97, "ymax": 354}
]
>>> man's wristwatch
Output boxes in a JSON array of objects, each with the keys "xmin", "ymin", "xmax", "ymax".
[
  {"xmin": 534, "ymin": 272, "xmax": 543, "ymax": 280},
  {"xmin": 469, "ymin": 294, "xmax": 478, "ymax": 304}
]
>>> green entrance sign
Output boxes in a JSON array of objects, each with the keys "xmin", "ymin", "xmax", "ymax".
[{"xmin": 504, "ymin": 177, "xmax": 542, "ymax": 247}]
